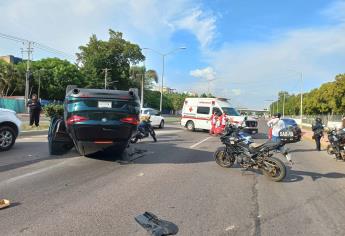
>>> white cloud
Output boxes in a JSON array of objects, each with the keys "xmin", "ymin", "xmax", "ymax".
[
  {"xmin": 322, "ymin": 0, "xmax": 345, "ymax": 22},
  {"xmin": 0, "ymin": 0, "xmax": 216, "ymax": 59},
  {"xmin": 231, "ymin": 89, "xmax": 241, "ymax": 96},
  {"xmin": 190, "ymin": 66, "xmax": 216, "ymax": 81},
  {"xmin": 195, "ymin": 2, "xmax": 345, "ymax": 108},
  {"xmin": 173, "ymin": 8, "xmax": 217, "ymax": 48}
]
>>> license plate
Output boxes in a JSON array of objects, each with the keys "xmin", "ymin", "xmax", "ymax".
[
  {"xmin": 98, "ymin": 101, "xmax": 112, "ymax": 108},
  {"xmin": 280, "ymin": 131, "xmax": 293, "ymax": 137},
  {"xmin": 230, "ymin": 141, "xmax": 235, "ymax": 144}
]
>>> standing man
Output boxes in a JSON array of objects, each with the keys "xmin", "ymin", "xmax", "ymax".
[
  {"xmin": 267, "ymin": 113, "xmax": 292, "ymax": 164},
  {"xmin": 267, "ymin": 113, "xmax": 285, "ymax": 142},
  {"xmin": 27, "ymin": 94, "xmax": 42, "ymax": 128},
  {"xmin": 312, "ymin": 117, "xmax": 324, "ymax": 151}
]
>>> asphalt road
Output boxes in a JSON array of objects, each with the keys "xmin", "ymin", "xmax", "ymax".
[{"xmin": 1, "ymin": 121, "xmax": 345, "ymax": 236}]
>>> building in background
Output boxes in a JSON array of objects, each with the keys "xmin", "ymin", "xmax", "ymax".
[
  {"xmin": 151, "ymin": 85, "xmax": 176, "ymax": 94},
  {"xmin": 0, "ymin": 55, "xmax": 22, "ymax": 64}
]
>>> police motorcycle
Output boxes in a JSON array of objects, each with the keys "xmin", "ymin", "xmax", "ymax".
[
  {"xmin": 214, "ymin": 122, "xmax": 292, "ymax": 182},
  {"xmin": 130, "ymin": 114, "xmax": 157, "ymax": 143},
  {"xmin": 326, "ymin": 127, "xmax": 345, "ymax": 161}
]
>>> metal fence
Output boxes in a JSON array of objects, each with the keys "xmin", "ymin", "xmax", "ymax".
[
  {"xmin": 0, "ymin": 98, "xmax": 25, "ymax": 113},
  {"xmin": 289, "ymin": 115, "xmax": 344, "ymax": 128}
]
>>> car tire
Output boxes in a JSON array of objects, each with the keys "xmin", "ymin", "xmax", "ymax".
[
  {"xmin": 159, "ymin": 120, "xmax": 164, "ymax": 129},
  {"xmin": 0, "ymin": 126, "xmax": 16, "ymax": 151},
  {"xmin": 65, "ymin": 85, "xmax": 77, "ymax": 95},
  {"xmin": 186, "ymin": 121, "xmax": 195, "ymax": 131}
]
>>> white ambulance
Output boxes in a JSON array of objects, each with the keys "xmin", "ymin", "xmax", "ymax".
[{"xmin": 181, "ymin": 97, "xmax": 258, "ymax": 133}]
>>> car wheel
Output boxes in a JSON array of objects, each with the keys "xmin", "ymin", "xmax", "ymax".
[
  {"xmin": 186, "ymin": 121, "xmax": 195, "ymax": 131},
  {"xmin": 159, "ymin": 120, "xmax": 165, "ymax": 129},
  {"xmin": 0, "ymin": 126, "xmax": 16, "ymax": 151},
  {"xmin": 65, "ymin": 85, "xmax": 77, "ymax": 95}
]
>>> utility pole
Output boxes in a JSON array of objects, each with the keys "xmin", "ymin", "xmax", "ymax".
[
  {"xmin": 141, "ymin": 61, "xmax": 145, "ymax": 109},
  {"xmin": 300, "ymin": 72, "xmax": 303, "ymax": 128},
  {"xmin": 160, "ymin": 56, "xmax": 165, "ymax": 112},
  {"xmin": 23, "ymin": 41, "xmax": 33, "ymax": 110},
  {"xmin": 283, "ymin": 93, "xmax": 286, "ymax": 117},
  {"xmin": 102, "ymin": 68, "xmax": 111, "ymax": 89}
]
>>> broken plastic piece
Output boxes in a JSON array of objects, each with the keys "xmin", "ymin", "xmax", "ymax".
[
  {"xmin": 0, "ymin": 199, "xmax": 10, "ymax": 209},
  {"xmin": 135, "ymin": 212, "xmax": 179, "ymax": 236}
]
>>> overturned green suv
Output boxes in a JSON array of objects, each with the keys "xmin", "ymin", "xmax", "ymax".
[{"xmin": 48, "ymin": 87, "xmax": 140, "ymax": 156}]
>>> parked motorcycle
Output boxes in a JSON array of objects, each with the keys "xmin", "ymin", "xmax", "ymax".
[
  {"xmin": 130, "ymin": 117, "xmax": 157, "ymax": 143},
  {"xmin": 326, "ymin": 127, "xmax": 345, "ymax": 161},
  {"xmin": 214, "ymin": 124, "xmax": 287, "ymax": 182}
]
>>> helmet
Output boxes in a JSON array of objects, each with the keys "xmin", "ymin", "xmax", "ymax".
[{"xmin": 315, "ymin": 117, "xmax": 322, "ymax": 123}]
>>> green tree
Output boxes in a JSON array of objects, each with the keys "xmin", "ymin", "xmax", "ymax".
[
  {"xmin": 77, "ymin": 30, "xmax": 145, "ymax": 90},
  {"xmin": 30, "ymin": 58, "xmax": 84, "ymax": 100},
  {"xmin": 0, "ymin": 60, "xmax": 24, "ymax": 97}
]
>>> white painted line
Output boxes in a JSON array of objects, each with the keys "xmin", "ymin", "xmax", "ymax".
[
  {"xmin": 190, "ymin": 137, "xmax": 212, "ymax": 149},
  {"xmin": 18, "ymin": 135, "xmax": 47, "ymax": 140},
  {"xmin": 0, "ymin": 159, "xmax": 75, "ymax": 188},
  {"xmin": 20, "ymin": 129, "xmax": 49, "ymax": 133},
  {"xmin": 155, "ymin": 130, "xmax": 183, "ymax": 134}
]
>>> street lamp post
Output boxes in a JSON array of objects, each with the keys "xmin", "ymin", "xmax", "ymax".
[
  {"xmin": 283, "ymin": 92, "xmax": 286, "ymax": 117},
  {"xmin": 300, "ymin": 72, "xmax": 303, "ymax": 128},
  {"xmin": 142, "ymin": 47, "xmax": 186, "ymax": 112}
]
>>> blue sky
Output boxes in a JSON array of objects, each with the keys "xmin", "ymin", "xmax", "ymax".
[{"xmin": 1, "ymin": 0, "xmax": 345, "ymax": 108}]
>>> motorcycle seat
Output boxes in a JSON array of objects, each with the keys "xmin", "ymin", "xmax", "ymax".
[
  {"xmin": 250, "ymin": 141, "xmax": 280, "ymax": 150},
  {"xmin": 249, "ymin": 143, "xmax": 264, "ymax": 149}
]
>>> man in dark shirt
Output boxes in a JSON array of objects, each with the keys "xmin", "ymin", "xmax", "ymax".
[
  {"xmin": 27, "ymin": 94, "xmax": 42, "ymax": 127},
  {"xmin": 312, "ymin": 117, "xmax": 324, "ymax": 151}
]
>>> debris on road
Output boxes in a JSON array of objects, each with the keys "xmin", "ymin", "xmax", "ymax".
[
  {"xmin": 0, "ymin": 199, "xmax": 10, "ymax": 209},
  {"xmin": 135, "ymin": 212, "xmax": 179, "ymax": 236}
]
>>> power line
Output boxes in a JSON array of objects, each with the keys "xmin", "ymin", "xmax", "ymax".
[{"xmin": 0, "ymin": 32, "xmax": 75, "ymax": 60}]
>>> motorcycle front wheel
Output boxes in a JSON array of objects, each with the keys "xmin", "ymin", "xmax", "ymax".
[
  {"xmin": 261, "ymin": 157, "xmax": 286, "ymax": 182},
  {"xmin": 214, "ymin": 147, "xmax": 235, "ymax": 168}
]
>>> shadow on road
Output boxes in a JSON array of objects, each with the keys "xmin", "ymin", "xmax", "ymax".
[
  {"xmin": 0, "ymin": 142, "xmax": 79, "ymax": 173},
  {"xmin": 284, "ymin": 167, "xmax": 345, "ymax": 182},
  {"xmin": 85, "ymin": 138, "xmax": 215, "ymax": 165}
]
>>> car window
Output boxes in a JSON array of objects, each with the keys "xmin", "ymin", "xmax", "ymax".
[
  {"xmin": 221, "ymin": 107, "xmax": 240, "ymax": 116},
  {"xmin": 283, "ymin": 119, "xmax": 297, "ymax": 126},
  {"xmin": 150, "ymin": 109, "xmax": 158, "ymax": 116},
  {"xmin": 197, "ymin": 106, "xmax": 210, "ymax": 115}
]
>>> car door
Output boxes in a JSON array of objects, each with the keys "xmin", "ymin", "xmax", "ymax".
[
  {"xmin": 149, "ymin": 109, "xmax": 160, "ymax": 126},
  {"xmin": 196, "ymin": 106, "xmax": 211, "ymax": 129}
]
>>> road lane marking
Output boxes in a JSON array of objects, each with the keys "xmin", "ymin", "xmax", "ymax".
[
  {"xmin": 155, "ymin": 130, "xmax": 182, "ymax": 134},
  {"xmin": 0, "ymin": 159, "xmax": 76, "ymax": 188},
  {"xmin": 190, "ymin": 137, "xmax": 212, "ymax": 149}
]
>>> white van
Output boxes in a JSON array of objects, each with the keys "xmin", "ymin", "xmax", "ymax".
[{"xmin": 181, "ymin": 98, "xmax": 258, "ymax": 133}]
